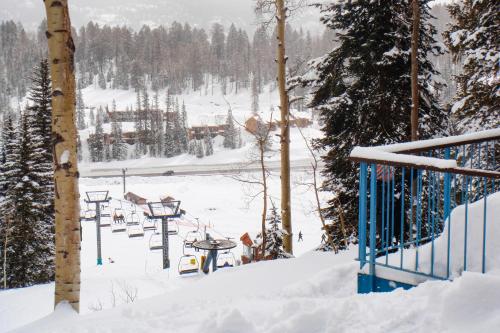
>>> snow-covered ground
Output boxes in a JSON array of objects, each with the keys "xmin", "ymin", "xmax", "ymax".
[
  {"xmin": 6, "ymin": 251, "xmax": 500, "ymax": 333},
  {"xmin": 82, "ymin": 82, "xmax": 288, "ymax": 126},
  {"xmin": 2, "ymin": 175, "xmax": 500, "ymax": 333},
  {"xmin": 0, "ymin": 170, "xmax": 327, "ymax": 333}
]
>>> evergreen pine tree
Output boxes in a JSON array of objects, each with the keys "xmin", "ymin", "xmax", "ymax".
[
  {"xmin": 171, "ymin": 99, "xmax": 184, "ymax": 156},
  {"xmin": 104, "ymin": 137, "xmax": 112, "ymax": 162},
  {"xmin": 301, "ymin": 0, "xmax": 447, "ymax": 249},
  {"xmin": 89, "ymin": 108, "xmax": 95, "ymax": 127},
  {"xmin": 204, "ymin": 127, "xmax": 214, "ymax": 156},
  {"xmin": 164, "ymin": 115, "xmax": 176, "ymax": 158},
  {"xmin": 141, "ymin": 88, "xmax": 150, "ymax": 155},
  {"xmin": 76, "ymin": 86, "xmax": 86, "ymax": 130},
  {"xmin": 0, "ymin": 115, "xmax": 21, "ymax": 288},
  {"xmin": 1, "ymin": 112, "xmax": 54, "ymax": 288},
  {"xmin": 444, "ymin": 0, "xmax": 499, "ymax": 132},
  {"xmin": 195, "ymin": 140, "xmax": 204, "ymax": 158},
  {"xmin": 0, "ymin": 115, "xmax": 18, "ymax": 224},
  {"xmin": 26, "ymin": 59, "xmax": 55, "ymax": 258},
  {"xmin": 111, "ymin": 114, "xmax": 127, "ymax": 161},
  {"xmin": 77, "ymin": 135, "xmax": 82, "ymax": 162},
  {"xmin": 134, "ymin": 90, "xmax": 143, "ymax": 158},
  {"xmin": 255, "ymin": 203, "xmax": 292, "ymax": 260},
  {"xmin": 27, "ymin": 59, "xmax": 52, "ymax": 151},
  {"xmin": 223, "ymin": 109, "xmax": 237, "ymax": 149},
  {"xmin": 98, "ymin": 71, "xmax": 106, "ymax": 89},
  {"xmin": 152, "ymin": 90, "xmax": 163, "ymax": 157},
  {"xmin": 180, "ymin": 101, "xmax": 189, "ymax": 152},
  {"xmin": 187, "ymin": 140, "xmax": 196, "ymax": 155},
  {"xmin": 251, "ymin": 73, "xmax": 259, "ymax": 115},
  {"xmin": 90, "ymin": 111, "xmax": 104, "ymax": 162},
  {"xmin": 103, "ymin": 105, "xmax": 110, "ymax": 123}
]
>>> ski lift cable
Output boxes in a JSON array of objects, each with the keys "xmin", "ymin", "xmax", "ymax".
[
  {"xmin": 182, "ymin": 213, "xmax": 229, "ymax": 240},
  {"xmin": 178, "ymin": 215, "xmax": 235, "ymax": 258}
]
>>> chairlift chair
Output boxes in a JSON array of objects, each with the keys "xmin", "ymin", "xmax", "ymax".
[
  {"xmin": 178, "ymin": 253, "xmax": 199, "ymax": 275},
  {"xmin": 100, "ymin": 215, "xmax": 112, "ymax": 227},
  {"xmin": 167, "ymin": 220, "xmax": 179, "ymax": 235},
  {"xmin": 111, "ymin": 221, "xmax": 126, "ymax": 233},
  {"xmin": 216, "ymin": 250, "xmax": 236, "ymax": 268},
  {"xmin": 83, "ymin": 209, "xmax": 96, "ymax": 221},
  {"xmin": 101, "ymin": 204, "xmax": 111, "ymax": 217},
  {"xmin": 127, "ymin": 224, "xmax": 144, "ymax": 238},
  {"xmin": 126, "ymin": 212, "xmax": 141, "ymax": 226},
  {"xmin": 113, "ymin": 208, "xmax": 125, "ymax": 223},
  {"xmin": 149, "ymin": 231, "xmax": 163, "ymax": 250},
  {"xmin": 184, "ymin": 230, "xmax": 202, "ymax": 249},
  {"xmin": 142, "ymin": 216, "xmax": 158, "ymax": 231}
]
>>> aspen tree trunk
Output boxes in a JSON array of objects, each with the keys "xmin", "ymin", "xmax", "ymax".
[
  {"xmin": 411, "ymin": 0, "xmax": 420, "ymax": 141},
  {"xmin": 44, "ymin": 0, "xmax": 81, "ymax": 312},
  {"xmin": 276, "ymin": 0, "xmax": 292, "ymax": 254},
  {"xmin": 259, "ymin": 139, "xmax": 268, "ymax": 256}
]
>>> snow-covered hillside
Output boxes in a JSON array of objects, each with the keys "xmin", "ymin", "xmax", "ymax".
[
  {"xmin": 0, "ymin": 170, "xmax": 328, "ymax": 332},
  {"xmin": 78, "ymin": 84, "xmax": 322, "ymax": 170},
  {"xmin": 8, "ymin": 251, "xmax": 500, "ymax": 333},
  {"xmin": 2, "ymin": 180, "xmax": 500, "ymax": 333}
]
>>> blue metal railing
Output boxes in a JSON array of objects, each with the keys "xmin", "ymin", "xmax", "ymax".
[{"xmin": 351, "ymin": 129, "xmax": 500, "ymax": 292}]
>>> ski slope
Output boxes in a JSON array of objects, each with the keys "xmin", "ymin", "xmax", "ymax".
[
  {"xmin": 0, "ymin": 170, "xmax": 327, "ymax": 333},
  {"xmin": 2, "ymin": 180, "xmax": 500, "ymax": 332}
]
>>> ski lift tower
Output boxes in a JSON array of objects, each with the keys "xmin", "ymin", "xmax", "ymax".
[
  {"xmin": 85, "ymin": 191, "xmax": 111, "ymax": 265},
  {"xmin": 147, "ymin": 200, "xmax": 182, "ymax": 269}
]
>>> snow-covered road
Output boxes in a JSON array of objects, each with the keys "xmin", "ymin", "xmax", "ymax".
[{"xmin": 80, "ymin": 158, "xmax": 321, "ymax": 178}]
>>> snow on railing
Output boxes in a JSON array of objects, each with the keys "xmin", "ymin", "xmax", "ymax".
[
  {"xmin": 350, "ymin": 129, "xmax": 499, "ymax": 293},
  {"xmin": 371, "ymin": 128, "xmax": 500, "ymax": 153},
  {"xmin": 350, "ymin": 128, "xmax": 500, "ymax": 178}
]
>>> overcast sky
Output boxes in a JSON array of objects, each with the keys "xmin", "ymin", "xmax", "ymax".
[
  {"xmin": 0, "ymin": 0, "xmax": 452, "ymax": 35},
  {"xmin": 1, "ymin": 0, "xmax": 322, "ymax": 33}
]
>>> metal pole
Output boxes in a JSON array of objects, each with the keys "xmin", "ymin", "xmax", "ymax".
[
  {"xmin": 162, "ymin": 218, "xmax": 170, "ymax": 269},
  {"xmin": 96, "ymin": 204, "xmax": 102, "ymax": 265},
  {"xmin": 122, "ymin": 168, "xmax": 126, "ymax": 194}
]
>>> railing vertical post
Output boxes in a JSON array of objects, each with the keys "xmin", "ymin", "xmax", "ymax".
[
  {"xmin": 415, "ymin": 169, "xmax": 422, "ymax": 271},
  {"xmin": 389, "ymin": 172, "xmax": 395, "ymax": 266},
  {"xmin": 358, "ymin": 163, "xmax": 368, "ymax": 269},
  {"xmin": 400, "ymin": 168, "xmax": 405, "ymax": 269},
  {"xmin": 464, "ymin": 176, "xmax": 470, "ymax": 271},
  {"xmin": 482, "ymin": 177, "xmax": 488, "ymax": 274},
  {"xmin": 369, "ymin": 163, "xmax": 377, "ymax": 290},
  {"xmin": 444, "ymin": 147, "xmax": 452, "ymax": 278}
]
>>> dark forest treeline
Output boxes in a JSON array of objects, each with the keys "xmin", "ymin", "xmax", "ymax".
[{"xmin": 0, "ymin": 19, "xmax": 335, "ymax": 110}]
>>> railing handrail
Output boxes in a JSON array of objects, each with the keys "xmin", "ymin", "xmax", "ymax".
[
  {"xmin": 349, "ymin": 156, "xmax": 500, "ymax": 178},
  {"xmin": 349, "ymin": 128, "xmax": 500, "ymax": 179},
  {"xmin": 354, "ymin": 129, "xmax": 499, "ymax": 292},
  {"xmin": 377, "ymin": 128, "xmax": 500, "ymax": 154}
]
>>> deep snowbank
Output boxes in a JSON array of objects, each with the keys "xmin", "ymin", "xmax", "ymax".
[
  {"xmin": 2, "ymin": 178, "xmax": 500, "ymax": 332},
  {"xmin": 10, "ymin": 248, "xmax": 500, "ymax": 333},
  {"xmin": 0, "ymin": 172, "xmax": 326, "ymax": 332},
  {"xmin": 377, "ymin": 191, "xmax": 500, "ymax": 284}
]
